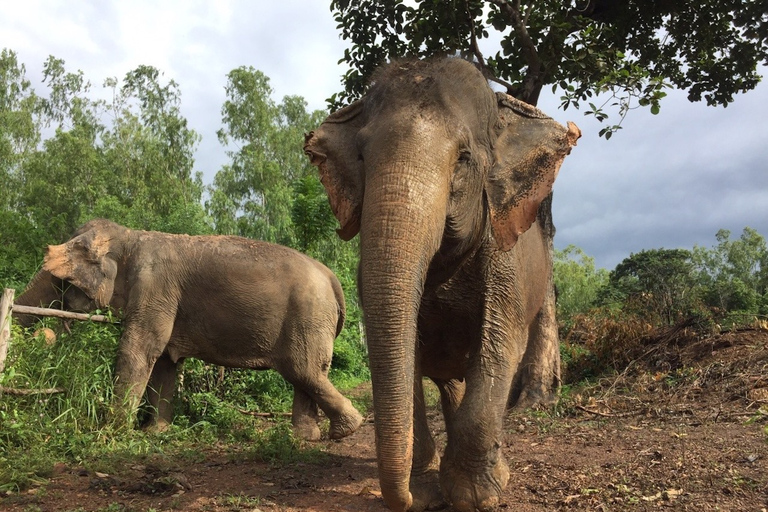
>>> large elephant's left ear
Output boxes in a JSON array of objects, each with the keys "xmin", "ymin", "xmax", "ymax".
[
  {"xmin": 43, "ymin": 230, "xmax": 117, "ymax": 309},
  {"xmin": 304, "ymin": 100, "xmax": 366, "ymax": 241},
  {"xmin": 486, "ymin": 93, "xmax": 581, "ymax": 251}
]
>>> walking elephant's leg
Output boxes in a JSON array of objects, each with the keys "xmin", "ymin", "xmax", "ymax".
[
  {"xmin": 113, "ymin": 314, "xmax": 174, "ymax": 428},
  {"xmin": 409, "ymin": 376, "xmax": 445, "ymax": 512},
  {"xmin": 291, "ymin": 373, "xmax": 363, "ymax": 440},
  {"xmin": 277, "ymin": 330, "xmax": 363, "ymax": 440},
  {"xmin": 290, "ymin": 387, "xmax": 322, "ymax": 441},
  {"xmin": 142, "ymin": 353, "xmax": 179, "ymax": 432}
]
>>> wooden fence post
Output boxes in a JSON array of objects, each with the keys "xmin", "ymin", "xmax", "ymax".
[{"xmin": 0, "ymin": 288, "xmax": 15, "ymax": 374}]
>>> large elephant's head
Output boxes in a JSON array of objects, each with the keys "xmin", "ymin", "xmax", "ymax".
[{"xmin": 304, "ymin": 57, "xmax": 579, "ymax": 511}]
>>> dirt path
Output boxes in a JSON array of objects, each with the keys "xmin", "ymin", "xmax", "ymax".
[{"xmin": 3, "ymin": 331, "xmax": 767, "ymax": 511}]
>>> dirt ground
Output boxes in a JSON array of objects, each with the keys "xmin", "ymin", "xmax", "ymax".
[{"xmin": 3, "ymin": 329, "xmax": 767, "ymax": 512}]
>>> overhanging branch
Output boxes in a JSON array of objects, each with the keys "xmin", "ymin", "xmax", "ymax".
[{"xmin": 486, "ymin": 0, "xmax": 545, "ymax": 102}]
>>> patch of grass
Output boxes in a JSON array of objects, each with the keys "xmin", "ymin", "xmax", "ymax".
[
  {"xmin": 235, "ymin": 420, "xmax": 325, "ymax": 464},
  {"xmin": 0, "ymin": 322, "xmax": 344, "ymax": 493},
  {"xmin": 216, "ymin": 492, "xmax": 262, "ymax": 509}
]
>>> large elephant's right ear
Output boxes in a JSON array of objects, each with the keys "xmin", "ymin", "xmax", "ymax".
[
  {"xmin": 486, "ymin": 93, "xmax": 581, "ymax": 251},
  {"xmin": 304, "ymin": 100, "xmax": 365, "ymax": 240},
  {"xmin": 42, "ymin": 230, "xmax": 118, "ymax": 309}
]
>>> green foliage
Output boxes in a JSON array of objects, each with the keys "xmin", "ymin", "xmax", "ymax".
[
  {"xmin": 0, "ymin": 321, "xmax": 118, "ymax": 490},
  {"xmin": 0, "ymin": 51, "xmax": 211, "ymax": 290},
  {"xmin": 692, "ymin": 227, "xmax": 768, "ymax": 319},
  {"xmin": 562, "ymin": 229, "xmax": 768, "ymax": 383},
  {"xmin": 553, "ymin": 245, "xmax": 609, "ymax": 330},
  {"xmin": 330, "ymin": 1, "xmax": 767, "ymax": 136},
  {"xmin": 0, "ymin": 322, "xmax": 334, "ymax": 492},
  {"xmin": 598, "ymin": 248, "xmax": 701, "ymax": 325},
  {"xmin": 207, "ymin": 68, "xmax": 322, "ymax": 244}
]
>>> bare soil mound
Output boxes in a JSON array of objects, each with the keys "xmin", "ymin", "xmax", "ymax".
[{"xmin": 3, "ymin": 329, "xmax": 767, "ymax": 511}]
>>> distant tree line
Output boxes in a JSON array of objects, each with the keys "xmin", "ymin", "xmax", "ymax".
[
  {"xmin": 555, "ymin": 227, "xmax": 768, "ymax": 331},
  {"xmin": 0, "ymin": 49, "xmax": 354, "ymax": 284}
]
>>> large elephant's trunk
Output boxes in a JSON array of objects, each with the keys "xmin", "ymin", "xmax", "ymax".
[{"xmin": 359, "ymin": 143, "xmax": 449, "ymax": 512}]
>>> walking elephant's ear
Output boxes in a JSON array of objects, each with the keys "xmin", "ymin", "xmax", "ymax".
[
  {"xmin": 304, "ymin": 100, "xmax": 365, "ymax": 241},
  {"xmin": 486, "ymin": 93, "xmax": 580, "ymax": 251},
  {"xmin": 43, "ymin": 230, "xmax": 118, "ymax": 309}
]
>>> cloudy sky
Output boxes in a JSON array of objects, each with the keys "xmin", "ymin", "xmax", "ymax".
[{"xmin": 2, "ymin": 1, "xmax": 767, "ymax": 270}]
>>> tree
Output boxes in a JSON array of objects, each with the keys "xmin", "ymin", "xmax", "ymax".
[
  {"xmin": 553, "ymin": 245, "xmax": 608, "ymax": 327},
  {"xmin": 0, "ymin": 53, "xmax": 210, "ymax": 288},
  {"xmin": 98, "ymin": 66, "xmax": 209, "ymax": 234},
  {"xmin": 14, "ymin": 58, "xmax": 209, "ymax": 240},
  {"xmin": 0, "ymin": 50, "xmax": 47, "ymax": 287},
  {"xmin": 208, "ymin": 68, "xmax": 312, "ymax": 243},
  {"xmin": 599, "ymin": 248, "xmax": 699, "ymax": 325},
  {"xmin": 0, "ymin": 50, "xmax": 40, "ymax": 210},
  {"xmin": 693, "ymin": 227, "xmax": 768, "ymax": 314},
  {"xmin": 331, "ymin": 0, "xmax": 767, "ymax": 138},
  {"xmin": 17, "ymin": 56, "xmax": 107, "ymax": 241}
]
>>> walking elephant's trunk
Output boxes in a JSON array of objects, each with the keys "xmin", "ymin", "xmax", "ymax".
[
  {"xmin": 14, "ymin": 270, "xmax": 63, "ymax": 327},
  {"xmin": 358, "ymin": 150, "xmax": 449, "ymax": 512}
]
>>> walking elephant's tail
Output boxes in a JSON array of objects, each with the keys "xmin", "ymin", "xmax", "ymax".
[{"xmin": 330, "ymin": 275, "xmax": 346, "ymax": 339}]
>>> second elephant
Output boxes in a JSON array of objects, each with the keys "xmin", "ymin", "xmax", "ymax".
[{"xmin": 16, "ymin": 219, "xmax": 363, "ymax": 441}]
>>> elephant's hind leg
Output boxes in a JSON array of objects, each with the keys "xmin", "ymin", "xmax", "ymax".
[
  {"xmin": 291, "ymin": 388, "xmax": 322, "ymax": 441},
  {"xmin": 281, "ymin": 366, "xmax": 363, "ymax": 441},
  {"xmin": 142, "ymin": 353, "xmax": 179, "ymax": 432},
  {"xmin": 307, "ymin": 375, "xmax": 363, "ymax": 440},
  {"xmin": 508, "ymin": 285, "xmax": 561, "ymax": 409}
]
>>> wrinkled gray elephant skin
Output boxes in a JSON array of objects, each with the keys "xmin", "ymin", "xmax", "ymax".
[
  {"xmin": 304, "ymin": 57, "xmax": 580, "ymax": 511},
  {"xmin": 17, "ymin": 219, "xmax": 363, "ymax": 441}
]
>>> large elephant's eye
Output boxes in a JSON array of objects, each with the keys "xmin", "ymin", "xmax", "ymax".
[
  {"xmin": 458, "ymin": 150, "xmax": 471, "ymax": 164},
  {"xmin": 357, "ymin": 153, "xmax": 364, "ymax": 162}
]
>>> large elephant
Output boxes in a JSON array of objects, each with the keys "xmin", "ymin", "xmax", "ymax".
[
  {"xmin": 16, "ymin": 219, "xmax": 363, "ymax": 441},
  {"xmin": 304, "ymin": 57, "xmax": 579, "ymax": 511}
]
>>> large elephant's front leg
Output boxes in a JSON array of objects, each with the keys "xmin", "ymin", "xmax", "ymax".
[
  {"xmin": 142, "ymin": 353, "xmax": 180, "ymax": 432},
  {"xmin": 409, "ymin": 376, "xmax": 466, "ymax": 511},
  {"xmin": 439, "ymin": 328, "xmax": 522, "ymax": 512},
  {"xmin": 113, "ymin": 312, "xmax": 174, "ymax": 428},
  {"xmin": 409, "ymin": 376, "xmax": 443, "ymax": 512}
]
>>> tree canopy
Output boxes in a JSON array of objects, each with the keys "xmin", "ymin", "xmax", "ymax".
[
  {"xmin": 331, "ymin": 0, "xmax": 768, "ymax": 137},
  {"xmin": 0, "ymin": 51, "xmax": 210, "ymax": 286}
]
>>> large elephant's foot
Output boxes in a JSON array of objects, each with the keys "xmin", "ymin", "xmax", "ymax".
[
  {"xmin": 439, "ymin": 447, "xmax": 510, "ymax": 512},
  {"xmin": 409, "ymin": 454, "xmax": 447, "ymax": 512},
  {"xmin": 328, "ymin": 407, "xmax": 363, "ymax": 440}
]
